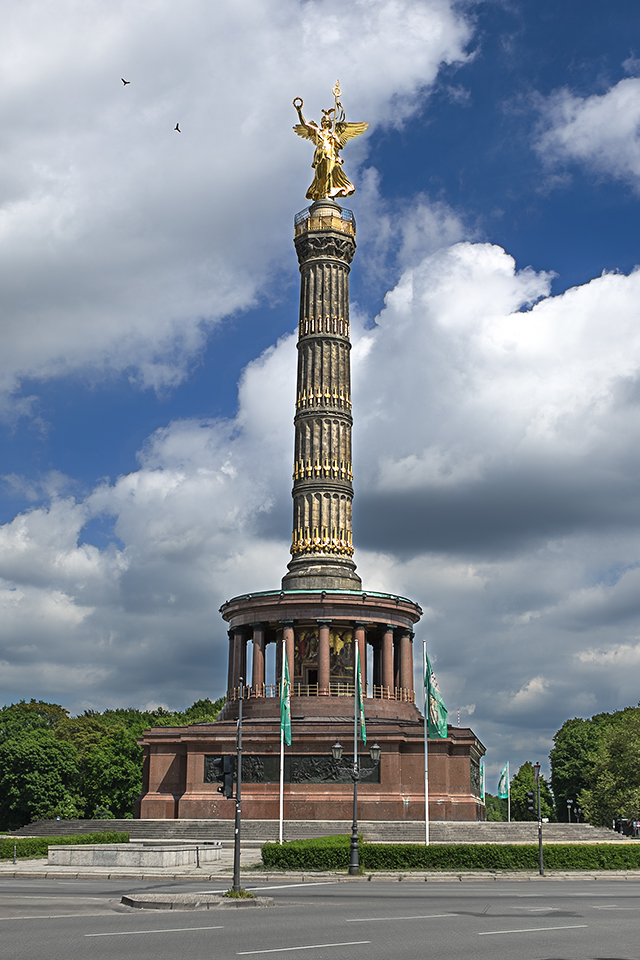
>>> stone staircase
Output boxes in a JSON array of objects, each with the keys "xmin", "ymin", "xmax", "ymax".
[{"xmin": 12, "ymin": 818, "xmax": 630, "ymax": 844}]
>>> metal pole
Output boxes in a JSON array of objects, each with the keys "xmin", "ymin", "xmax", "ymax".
[
  {"xmin": 279, "ymin": 636, "xmax": 285, "ymax": 845},
  {"xmin": 232, "ymin": 677, "xmax": 243, "ymax": 892},
  {"xmin": 535, "ymin": 763, "xmax": 544, "ymax": 877},
  {"xmin": 348, "ymin": 656, "xmax": 359, "ymax": 875},
  {"xmin": 423, "ymin": 639, "xmax": 429, "ymax": 846},
  {"xmin": 507, "ymin": 761, "xmax": 511, "ymax": 823}
]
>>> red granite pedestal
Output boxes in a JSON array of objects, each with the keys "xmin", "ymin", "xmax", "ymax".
[{"xmin": 137, "ymin": 590, "xmax": 485, "ymax": 821}]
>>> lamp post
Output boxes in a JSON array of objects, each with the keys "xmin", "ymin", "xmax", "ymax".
[
  {"xmin": 331, "ymin": 738, "xmax": 381, "ymax": 875},
  {"xmin": 567, "ymin": 799, "xmax": 573, "ymax": 823},
  {"xmin": 232, "ymin": 677, "xmax": 243, "ymax": 893},
  {"xmin": 534, "ymin": 761, "xmax": 543, "ymax": 877}
]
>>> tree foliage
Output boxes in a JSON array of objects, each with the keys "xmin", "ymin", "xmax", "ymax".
[
  {"xmin": 579, "ymin": 708, "xmax": 640, "ymax": 827},
  {"xmin": 484, "ymin": 792, "xmax": 508, "ymax": 821},
  {"xmin": 0, "ymin": 696, "xmax": 225, "ymax": 829},
  {"xmin": 0, "ymin": 730, "xmax": 82, "ymax": 830},
  {"xmin": 509, "ymin": 761, "xmax": 555, "ymax": 821},
  {"xmin": 550, "ymin": 705, "xmax": 640, "ymax": 826}
]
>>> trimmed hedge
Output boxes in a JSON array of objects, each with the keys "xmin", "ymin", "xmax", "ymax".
[
  {"xmin": 0, "ymin": 831, "xmax": 129, "ymax": 860},
  {"xmin": 262, "ymin": 835, "xmax": 353, "ymax": 870},
  {"xmin": 262, "ymin": 837, "xmax": 640, "ymax": 872}
]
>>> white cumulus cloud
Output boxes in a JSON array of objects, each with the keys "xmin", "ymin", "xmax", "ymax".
[{"xmin": 535, "ymin": 75, "xmax": 640, "ymax": 189}]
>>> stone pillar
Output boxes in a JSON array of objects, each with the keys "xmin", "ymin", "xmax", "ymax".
[
  {"xmin": 318, "ymin": 620, "xmax": 331, "ymax": 695},
  {"xmin": 355, "ymin": 622, "xmax": 367, "ymax": 693},
  {"xmin": 275, "ymin": 627, "xmax": 283, "ymax": 687},
  {"xmin": 281, "ymin": 620, "xmax": 295, "ymax": 688},
  {"xmin": 372, "ymin": 638, "xmax": 382, "ymax": 689},
  {"xmin": 382, "ymin": 625, "xmax": 395, "ymax": 696},
  {"xmin": 393, "ymin": 635, "xmax": 401, "ymax": 694},
  {"xmin": 226, "ymin": 630, "xmax": 235, "ymax": 696},
  {"xmin": 251, "ymin": 623, "xmax": 266, "ymax": 694},
  {"xmin": 232, "ymin": 628, "xmax": 246, "ymax": 689},
  {"xmin": 399, "ymin": 630, "xmax": 414, "ymax": 698}
]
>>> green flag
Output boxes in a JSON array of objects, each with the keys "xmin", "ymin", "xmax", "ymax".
[
  {"xmin": 425, "ymin": 654, "xmax": 447, "ymax": 738},
  {"xmin": 480, "ymin": 758, "xmax": 485, "ymax": 801},
  {"xmin": 498, "ymin": 762, "xmax": 509, "ymax": 799},
  {"xmin": 280, "ymin": 649, "xmax": 291, "ymax": 747},
  {"xmin": 356, "ymin": 642, "xmax": 366, "ymax": 744}
]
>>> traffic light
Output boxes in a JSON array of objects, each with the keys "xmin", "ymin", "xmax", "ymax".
[
  {"xmin": 211, "ymin": 755, "xmax": 235, "ymax": 799},
  {"xmin": 526, "ymin": 790, "xmax": 536, "ymax": 814}
]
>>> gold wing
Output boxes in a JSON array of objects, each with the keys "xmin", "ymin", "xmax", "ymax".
[
  {"xmin": 293, "ymin": 122, "xmax": 318, "ymax": 143},
  {"xmin": 334, "ymin": 120, "xmax": 369, "ymax": 149}
]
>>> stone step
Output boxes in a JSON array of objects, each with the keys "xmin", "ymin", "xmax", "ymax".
[{"xmin": 11, "ymin": 818, "xmax": 629, "ymax": 844}]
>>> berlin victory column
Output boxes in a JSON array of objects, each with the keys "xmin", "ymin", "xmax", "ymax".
[{"xmin": 137, "ymin": 86, "xmax": 485, "ymax": 825}]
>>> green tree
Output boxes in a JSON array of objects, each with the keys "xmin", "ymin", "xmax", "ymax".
[
  {"xmin": 0, "ymin": 729, "xmax": 82, "ymax": 830},
  {"xmin": 510, "ymin": 761, "xmax": 555, "ymax": 821},
  {"xmin": 580, "ymin": 709, "xmax": 640, "ymax": 827},
  {"xmin": 81, "ymin": 725, "xmax": 144, "ymax": 818},
  {"xmin": 177, "ymin": 697, "xmax": 226, "ymax": 724},
  {"xmin": 0, "ymin": 696, "xmax": 227, "ymax": 824},
  {"xmin": 550, "ymin": 705, "xmax": 640, "ymax": 824},
  {"xmin": 484, "ymin": 792, "xmax": 508, "ymax": 821},
  {"xmin": 0, "ymin": 700, "xmax": 69, "ymax": 744},
  {"xmin": 550, "ymin": 713, "xmax": 613, "ymax": 821}
]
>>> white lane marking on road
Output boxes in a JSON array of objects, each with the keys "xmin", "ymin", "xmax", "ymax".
[
  {"xmin": 86, "ymin": 925, "xmax": 224, "ymax": 937},
  {"xmin": 478, "ymin": 924, "xmax": 588, "ymax": 936},
  {"xmin": 346, "ymin": 915, "xmax": 455, "ymax": 922},
  {"xmin": 592, "ymin": 905, "xmax": 636, "ymax": 910},
  {"xmin": 238, "ymin": 940, "xmax": 371, "ymax": 955},
  {"xmin": 247, "ymin": 882, "xmax": 340, "ymax": 891},
  {"xmin": 193, "ymin": 882, "xmax": 340, "ymax": 894}
]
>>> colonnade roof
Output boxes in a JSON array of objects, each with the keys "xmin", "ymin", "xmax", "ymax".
[{"xmin": 220, "ymin": 588, "xmax": 420, "ymax": 607}]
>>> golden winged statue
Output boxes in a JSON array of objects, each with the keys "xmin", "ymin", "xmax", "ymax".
[{"xmin": 293, "ymin": 82, "xmax": 368, "ymax": 202}]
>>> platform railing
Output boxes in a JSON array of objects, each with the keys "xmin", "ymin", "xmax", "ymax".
[{"xmin": 226, "ymin": 683, "xmax": 415, "ymax": 703}]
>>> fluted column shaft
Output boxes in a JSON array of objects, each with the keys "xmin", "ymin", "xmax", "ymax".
[{"xmin": 282, "ymin": 200, "xmax": 362, "ymax": 592}]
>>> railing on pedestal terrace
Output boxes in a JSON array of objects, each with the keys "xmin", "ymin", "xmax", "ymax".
[{"xmin": 226, "ymin": 684, "xmax": 415, "ymax": 703}]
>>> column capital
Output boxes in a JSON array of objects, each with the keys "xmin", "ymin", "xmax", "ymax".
[
  {"xmin": 279, "ymin": 619, "xmax": 295, "ymax": 626},
  {"xmin": 317, "ymin": 619, "xmax": 332, "ymax": 626},
  {"xmin": 354, "ymin": 621, "xmax": 368, "ymax": 630},
  {"xmin": 384, "ymin": 623, "xmax": 396, "ymax": 633},
  {"xmin": 250, "ymin": 621, "xmax": 266, "ymax": 629}
]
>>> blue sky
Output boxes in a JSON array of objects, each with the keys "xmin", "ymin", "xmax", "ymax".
[{"xmin": 2, "ymin": 0, "xmax": 640, "ymax": 784}]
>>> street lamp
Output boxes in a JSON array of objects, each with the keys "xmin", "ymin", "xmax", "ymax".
[
  {"xmin": 533, "ymin": 761, "xmax": 543, "ymax": 876},
  {"xmin": 567, "ymin": 799, "xmax": 573, "ymax": 823},
  {"xmin": 330, "ymin": 738, "xmax": 381, "ymax": 875}
]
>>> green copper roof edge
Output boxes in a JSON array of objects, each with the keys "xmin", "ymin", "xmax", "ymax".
[{"xmin": 221, "ymin": 588, "xmax": 419, "ymax": 605}]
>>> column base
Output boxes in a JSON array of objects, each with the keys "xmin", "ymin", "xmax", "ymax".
[{"xmin": 282, "ymin": 554, "xmax": 362, "ymax": 592}]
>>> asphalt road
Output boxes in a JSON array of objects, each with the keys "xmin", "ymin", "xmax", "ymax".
[{"xmin": 0, "ymin": 876, "xmax": 638, "ymax": 960}]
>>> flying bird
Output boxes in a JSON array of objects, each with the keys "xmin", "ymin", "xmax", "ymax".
[
  {"xmin": 174, "ymin": 123, "xmax": 181, "ymax": 133},
  {"xmin": 121, "ymin": 78, "xmax": 130, "ymax": 85}
]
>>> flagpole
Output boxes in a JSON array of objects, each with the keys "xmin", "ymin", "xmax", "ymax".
[
  {"xmin": 507, "ymin": 760, "xmax": 511, "ymax": 823},
  {"xmin": 423, "ymin": 639, "xmax": 429, "ymax": 846},
  {"xmin": 278, "ymin": 635, "xmax": 285, "ymax": 845}
]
